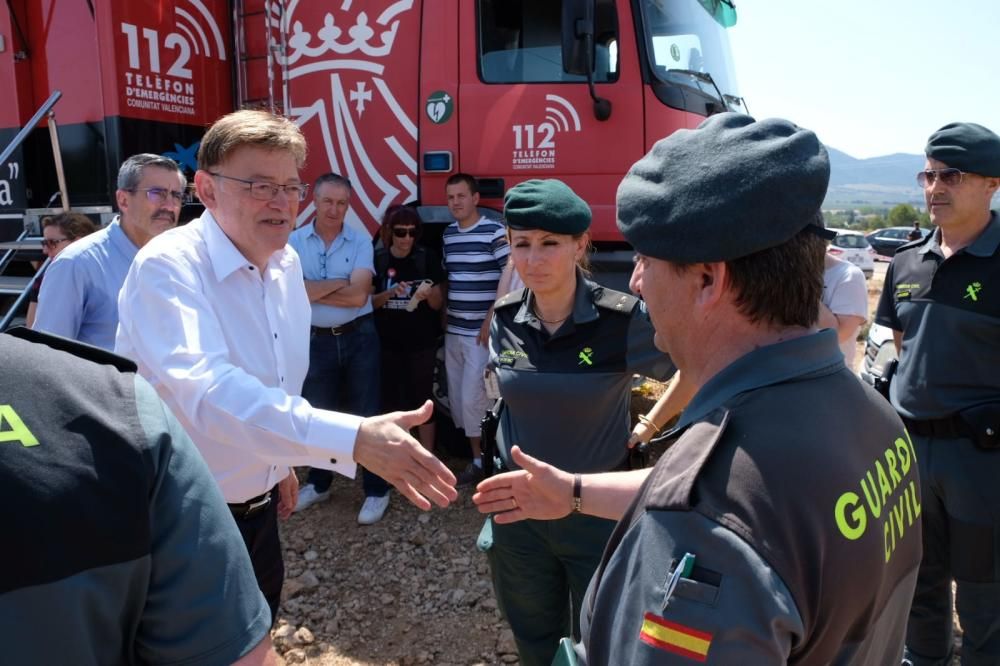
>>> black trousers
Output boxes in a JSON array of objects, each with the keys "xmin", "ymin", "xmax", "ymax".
[
  {"xmin": 232, "ymin": 492, "xmax": 284, "ymax": 626},
  {"xmin": 906, "ymin": 434, "xmax": 1000, "ymax": 665}
]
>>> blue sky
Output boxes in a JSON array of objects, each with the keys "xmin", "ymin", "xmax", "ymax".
[{"xmin": 727, "ymin": 1, "xmax": 999, "ymax": 159}]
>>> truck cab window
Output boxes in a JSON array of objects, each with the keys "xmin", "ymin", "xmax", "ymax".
[
  {"xmin": 639, "ymin": 0, "xmax": 739, "ymax": 99},
  {"xmin": 479, "ymin": 0, "xmax": 619, "ymax": 83}
]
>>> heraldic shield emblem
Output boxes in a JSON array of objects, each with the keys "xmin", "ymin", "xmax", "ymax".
[{"xmin": 272, "ymin": 1, "xmax": 420, "ymax": 234}]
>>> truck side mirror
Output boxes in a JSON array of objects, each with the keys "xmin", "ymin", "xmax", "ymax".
[
  {"xmin": 561, "ymin": 0, "xmax": 594, "ymax": 76},
  {"xmin": 560, "ymin": 0, "xmax": 612, "ymax": 121}
]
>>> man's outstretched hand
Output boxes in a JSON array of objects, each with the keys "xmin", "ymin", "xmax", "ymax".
[
  {"xmin": 472, "ymin": 445, "xmax": 574, "ymax": 524},
  {"xmin": 355, "ymin": 400, "xmax": 458, "ymax": 510}
]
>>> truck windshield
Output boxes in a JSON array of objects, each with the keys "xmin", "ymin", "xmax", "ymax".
[{"xmin": 638, "ymin": 0, "xmax": 740, "ymax": 102}]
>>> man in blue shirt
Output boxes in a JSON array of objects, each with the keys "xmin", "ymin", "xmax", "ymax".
[
  {"xmin": 34, "ymin": 154, "xmax": 185, "ymax": 349},
  {"xmin": 289, "ymin": 173, "xmax": 390, "ymax": 524}
]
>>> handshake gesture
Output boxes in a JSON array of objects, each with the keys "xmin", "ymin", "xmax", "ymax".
[{"xmin": 354, "ymin": 400, "xmax": 458, "ymax": 509}]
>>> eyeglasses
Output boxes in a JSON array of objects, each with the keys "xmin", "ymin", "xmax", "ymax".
[
  {"xmin": 392, "ymin": 227, "xmax": 418, "ymax": 239},
  {"xmin": 917, "ymin": 168, "xmax": 966, "ymax": 188},
  {"xmin": 40, "ymin": 238, "xmax": 70, "ymax": 249},
  {"xmin": 207, "ymin": 172, "xmax": 309, "ymax": 201},
  {"xmin": 128, "ymin": 187, "xmax": 189, "ymax": 205}
]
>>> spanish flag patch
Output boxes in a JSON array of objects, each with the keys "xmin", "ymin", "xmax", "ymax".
[{"xmin": 639, "ymin": 613, "xmax": 712, "ymax": 661}]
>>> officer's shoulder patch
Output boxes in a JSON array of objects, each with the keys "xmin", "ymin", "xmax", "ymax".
[
  {"xmin": 4, "ymin": 327, "xmax": 137, "ymax": 373},
  {"xmin": 644, "ymin": 408, "xmax": 730, "ymax": 512},
  {"xmin": 896, "ymin": 233, "xmax": 932, "ymax": 255},
  {"xmin": 495, "ymin": 287, "xmax": 527, "ymax": 310},
  {"xmin": 592, "ymin": 286, "xmax": 639, "ymax": 314}
]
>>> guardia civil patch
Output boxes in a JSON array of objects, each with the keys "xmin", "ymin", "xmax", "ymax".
[{"xmin": 639, "ymin": 613, "xmax": 712, "ymax": 661}]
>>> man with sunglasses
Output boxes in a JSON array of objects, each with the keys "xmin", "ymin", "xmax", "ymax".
[
  {"xmin": 288, "ymin": 174, "xmax": 392, "ymax": 525},
  {"xmin": 115, "ymin": 111, "xmax": 457, "ymax": 622},
  {"xmin": 876, "ymin": 122, "xmax": 1000, "ymax": 665},
  {"xmin": 34, "ymin": 153, "xmax": 184, "ymax": 349}
]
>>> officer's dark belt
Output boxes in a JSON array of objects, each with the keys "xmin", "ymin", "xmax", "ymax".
[
  {"xmin": 902, "ymin": 415, "xmax": 970, "ymax": 439},
  {"xmin": 311, "ymin": 312, "xmax": 372, "ymax": 336},
  {"xmin": 228, "ymin": 489, "xmax": 272, "ymax": 520}
]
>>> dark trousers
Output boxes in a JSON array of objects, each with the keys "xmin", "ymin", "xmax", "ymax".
[
  {"xmin": 486, "ymin": 513, "xmax": 617, "ymax": 666},
  {"xmin": 379, "ymin": 346, "xmax": 437, "ymax": 414},
  {"xmin": 302, "ymin": 318, "xmax": 388, "ymax": 497},
  {"xmin": 232, "ymin": 492, "xmax": 284, "ymax": 626},
  {"xmin": 905, "ymin": 433, "xmax": 1000, "ymax": 666}
]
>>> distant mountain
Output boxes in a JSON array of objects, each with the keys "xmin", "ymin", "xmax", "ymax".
[{"xmin": 824, "ymin": 148, "xmax": 925, "ymax": 208}]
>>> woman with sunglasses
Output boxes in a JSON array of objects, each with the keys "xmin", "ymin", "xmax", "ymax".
[
  {"xmin": 480, "ymin": 180, "xmax": 691, "ymax": 666},
  {"xmin": 372, "ymin": 205, "xmax": 445, "ymax": 450},
  {"xmin": 27, "ymin": 212, "xmax": 97, "ymax": 328}
]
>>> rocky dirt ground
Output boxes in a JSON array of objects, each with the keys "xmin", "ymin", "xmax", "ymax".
[
  {"xmin": 272, "ymin": 467, "xmax": 516, "ymax": 666},
  {"xmin": 270, "ymin": 267, "xmax": 962, "ymax": 665},
  {"xmin": 270, "ymin": 382, "xmax": 664, "ymax": 666}
]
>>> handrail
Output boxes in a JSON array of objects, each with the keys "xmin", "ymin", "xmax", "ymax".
[
  {"xmin": 0, "ymin": 231, "xmax": 44, "ymax": 331},
  {"xmin": 0, "ymin": 228, "xmax": 29, "ymax": 275},
  {"xmin": 0, "ymin": 90, "xmax": 62, "ymax": 168},
  {"xmin": 0, "ymin": 253, "xmax": 49, "ymax": 332}
]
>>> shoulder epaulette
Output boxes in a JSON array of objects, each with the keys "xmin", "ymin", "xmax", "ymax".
[
  {"xmin": 4, "ymin": 327, "xmax": 137, "ymax": 373},
  {"xmin": 495, "ymin": 287, "xmax": 527, "ymax": 310},
  {"xmin": 592, "ymin": 286, "xmax": 639, "ymax": 314},
  {"xmin": 896, "ymin": 233, "xmax": 932, "ymax": 254}
]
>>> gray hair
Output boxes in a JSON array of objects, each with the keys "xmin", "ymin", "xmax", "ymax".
[
  {"xmin": 313, "ymin": 172, "xmax": 352, "ymax": 192},
  {"xmin": 116, "ymin": 153, "xmax": 186, "ymax": 191}
]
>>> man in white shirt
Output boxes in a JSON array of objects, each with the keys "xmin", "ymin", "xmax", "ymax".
[
  {"xmin": 116, "ymin": 110, "xmax": 457, "ymax": 622},
  {"xmin": 818, "ymin": 253, "xmax": 868, "ymax": 370}
]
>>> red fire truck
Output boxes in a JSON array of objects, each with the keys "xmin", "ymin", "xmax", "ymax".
[{"xmin": 0, "ymin": 0, "xmax": 741, "ymax": 276}]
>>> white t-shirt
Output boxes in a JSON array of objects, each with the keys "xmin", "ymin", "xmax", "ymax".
[{"xmin": 822, "ymin": 259, "xmax": 868, "ymax": 369}]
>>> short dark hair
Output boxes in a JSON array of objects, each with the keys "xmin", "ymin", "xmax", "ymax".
[
  {"xmin": 117, "ymin": 153, "xmax": 185, "ymax": 191},
  {"xmin": 314, "ymin": 173, "xmax": 352, "ymax": 192},
  {"xmin": 721, "ymin": 227, "xmax": 826, "ymax": 328},
  {"xmin": 446, "ymin": 173, "xmax": 478, "ymax": 195},
  {"xmin": 41, "ymin": 212, "xmax": 98, "ymax": 241},
  {"xmin": 379, "ymin": 205, "xmax": 422, "ymax": 247}
]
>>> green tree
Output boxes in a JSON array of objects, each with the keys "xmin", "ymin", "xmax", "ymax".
[
  {"xmin": 866, "ymin": 214, "xmax": 890, "ymax": 231},
  {"xmin": 888, "ymin": 203, "xmax": 919, "ymax": 227}
]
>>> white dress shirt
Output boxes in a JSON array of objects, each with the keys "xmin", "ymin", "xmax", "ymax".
[{"xmin": 116, "ymin": 211, "xmax": 360, "ymax": 503}]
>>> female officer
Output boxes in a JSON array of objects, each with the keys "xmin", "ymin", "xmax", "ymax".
[{"xmin": 484, "ymin": 179, "xmax": 689, "ymax": 666}]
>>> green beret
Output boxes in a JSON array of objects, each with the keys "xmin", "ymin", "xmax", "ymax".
[
  {"xmin": 925, "ymin": 122, "xmax": 1000, "ymax": 177},
  {"xmin": 617, "ymin": 113, "xmax": 830, "ymax": 263},
  {"xmin": 504, "ymin": 179, "xmax": 591, "ymax": 235}
]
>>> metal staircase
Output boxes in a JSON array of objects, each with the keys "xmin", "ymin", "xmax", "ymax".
[{"xmin": 0, "ymin": 91, "xmax": 111, "ymax": 331}]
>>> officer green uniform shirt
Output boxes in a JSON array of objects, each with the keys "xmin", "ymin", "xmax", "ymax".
[
  {"xmin": 875, "ymin": 211, "xmax": 1000, "ymax": 418},
  {"xmin": 490, "ymin": 274, "xmax": 675, "ymax": 473},
  {"xmin": 578, "ymin": 330, "xmax": 922, "ymax": 664},
  {"xmin": 0, "ymin": 330, "xmax": 270, "ymax": 664}
]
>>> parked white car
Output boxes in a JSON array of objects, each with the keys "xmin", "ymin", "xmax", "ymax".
[{"xmin": 827, "ymin": 228, "xmax": 876, "ymax": 279}]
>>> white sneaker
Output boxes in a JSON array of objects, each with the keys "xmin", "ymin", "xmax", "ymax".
[
  {"xmin": 357, "ymin": 494, "xmax": 390, "ymax": 525},
  {"xmin": 294, "ymin": 484, "xmax": 330, "ymax": 513}
]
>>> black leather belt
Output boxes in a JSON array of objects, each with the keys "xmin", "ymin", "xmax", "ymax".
[
  {"xmin": 312, "ymin": 313, "xmax": 372, "ymax": 336},
  {"xmin": 902, "ymin": 415, "xmax": 969, "ymax": 439},
  {"xmin": 228, "ymin": 490, "xmax": 273, "ymax": 521}
]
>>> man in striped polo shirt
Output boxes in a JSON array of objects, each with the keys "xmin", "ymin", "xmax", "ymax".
[{"xmin": 442, "ymin": 173, "xmax": 511, "ymax": 486}]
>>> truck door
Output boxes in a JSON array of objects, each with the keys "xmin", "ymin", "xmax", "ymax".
[{"xmin": 457, "ymin": 0, "xmax": 644, "ymax": 243}]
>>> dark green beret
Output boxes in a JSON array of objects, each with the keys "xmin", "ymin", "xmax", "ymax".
[
  {"xmin": 925, "ymin": 122, "xmax": 1000, "ymax": 177},
  {"xmin": 617, "ymin": 113, "xmax": 830, "ymax": 263},
  {"xmin": 504, "ymin": 179, "xmax": 591, "ymax": 235}
]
